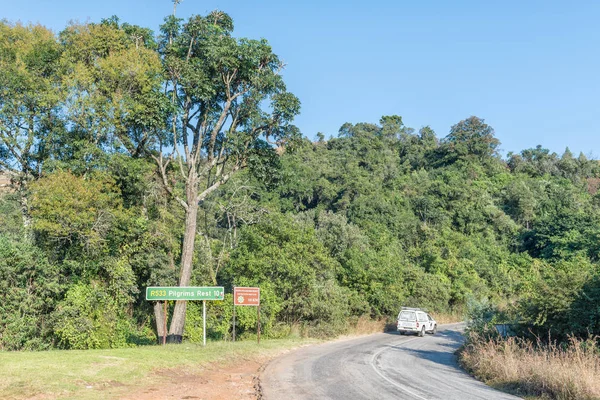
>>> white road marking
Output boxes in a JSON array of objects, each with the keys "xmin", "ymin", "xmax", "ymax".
[{"xmin": 370, "ymin": 337, "xmax": 429, "ymax": 400}]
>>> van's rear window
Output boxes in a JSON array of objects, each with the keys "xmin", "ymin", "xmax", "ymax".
[{"xmin": 399, "ymin": 311, "xmax": 416, "ymax": 321}]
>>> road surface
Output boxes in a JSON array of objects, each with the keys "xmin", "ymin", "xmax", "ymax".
[{"xmin": 261, "ymin": 324, "xmax": 520, "ymax": 400}]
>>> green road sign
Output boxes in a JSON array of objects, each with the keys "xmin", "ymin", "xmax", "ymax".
[{"xmin": 146, "ymin": 286, "xmax": 224, "ymax": 301}]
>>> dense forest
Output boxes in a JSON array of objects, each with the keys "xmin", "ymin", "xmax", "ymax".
[{"xmin": 1, "ymin": 12, "xmax": 600, "ymax": 350}]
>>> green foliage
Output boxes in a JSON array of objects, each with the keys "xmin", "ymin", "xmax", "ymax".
[
  {"xmin": 440, "ymin": 116, "xmax": 500, "ymax": 165},
  {"xmin": 52, "ymin": 282, "xmax": 134, "ymax": 349},
  {"xmin": 0, "ymin": 193, "xmax": 22, "ymax": 236},
  {"xmin": 223, "ymin": 214, "xmax": 353, "ymax": 336},
  {"xmin": 0, "ymin": 236, "xmax": 62, "ymax": 350},
  {"xmin": 2, "ymin": 12, "xmax": 600, "ymax": 350},
  {"xmin": 0, "ymin": 22, "xmax": 64, "ymax": 182},
  {"xmin": 184, "ymin": 296, "xmax": 232, "ymax": 342},
  {"xmin": 464, "ymin": 298, "xmax": 504, "ymax": 339},
  {"xmin": 30, "ymin": 171, "xmax": 123, "ymax": 254},
  {"xmin": 516, "ymin": 258, "xmax": 600, "ymax": 340}
]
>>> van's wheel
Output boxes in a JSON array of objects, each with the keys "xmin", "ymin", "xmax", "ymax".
[
  {"xmin": 418, "ymin": 327, "xmax": 425, "ymax": 337},
  {"xmin": 432, "ymin": 325, "xmax": 437, "ymax": 335}
]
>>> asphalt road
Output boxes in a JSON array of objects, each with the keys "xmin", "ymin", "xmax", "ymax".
[{"xmin": 261, "ymin": 324, "xmax": 521, "ymax": 400}]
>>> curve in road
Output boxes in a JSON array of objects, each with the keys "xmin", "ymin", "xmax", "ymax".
[{"xmin": 261, "ymin": 323, "xmax": 521, "ymax": 400}]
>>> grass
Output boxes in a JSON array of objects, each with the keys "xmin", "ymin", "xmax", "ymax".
[
  {"xmin": 0, "ymin": 314, "xmax": 463, "ymax": 399},
  {"xmin": 432, "ymin": 311, "xmax": 464, "ymax": 324},
  {"xmin": 347, "ymin": 315, "xmax": 389, "ymax": 335},
  {"xmin": 0, "ymin": 337, "xmax": 316, "ymax": 400},
  {"xmin": 459, "ymin": 333, "xmax": 600, "ymax": 400}
]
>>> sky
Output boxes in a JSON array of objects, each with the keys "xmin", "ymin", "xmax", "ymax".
[{"xmin": 3, "ymin": 0, "xmax": 600, "ymax": 157}]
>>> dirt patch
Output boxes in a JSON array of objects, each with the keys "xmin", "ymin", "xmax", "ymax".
[
  {"xmin": 103, "ymin": 334, "xmax": 394, "ymax": 399},
  {"xmin": 120, "ymin": 358, "xmax": 268, "ymax": 400}
]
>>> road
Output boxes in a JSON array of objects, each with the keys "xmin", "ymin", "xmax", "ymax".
[{"xmin": 261, "ymin": 324, "xmax": 520, "ymax": 400}]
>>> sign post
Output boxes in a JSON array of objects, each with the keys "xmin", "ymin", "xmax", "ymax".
[
  {"xmin": 146, "ymin": 287, "xmax": 224, "ymax": 346},
  {"xmin": 203, "ymin": 300, "xmax": 207, "ymax": 347},
  {"xmin": 163, "ymin": 300, "xmax": 167, "ymax": 346},
  {"xmin": 233, "ymin": 287, "xmax": 260, "ymax": 344},
  {"xmin": 233, "ymin": 303, "xmax": 236, "ymax": 342}
]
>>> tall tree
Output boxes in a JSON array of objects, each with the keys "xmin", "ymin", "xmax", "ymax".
[
  {"xmin": 58, "ymin": 18, "xmax": 166, "ymax": 172},
  {"xmin": 156, "ymin": 10, "xmax": 300, "ymax": 340},
  {"xmin": 441, "ymin": 116, "xmax": 500, "ymax": 164},
  {"xmin": 0, "ymin": 22, "xmax": 64, "ymax": 230},
  {"xmin": 58, "ymin": 19, "xmax": 174, "ymax": 342}
]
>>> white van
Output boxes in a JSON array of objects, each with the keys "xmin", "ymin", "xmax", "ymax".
[{"xmin": 396, "ymin": 308, "xmax": 437, "ymax": 336}]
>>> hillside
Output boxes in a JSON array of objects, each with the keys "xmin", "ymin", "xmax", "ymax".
[{"xmin": 1, "ymin": 16, "xmax": 599, "ymax": 351}]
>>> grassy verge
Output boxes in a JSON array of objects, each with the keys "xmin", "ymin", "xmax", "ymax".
[
  {"xmin": 0, "ymin": 337, "xmax": 316, "ymax": 400},
  {"xmin": 0, "ymin": 315, "xmax": 462, "ymax": 399},
  {"xmin": 459, "ymin": 333, "xmax": 600, "ymax": 400}
]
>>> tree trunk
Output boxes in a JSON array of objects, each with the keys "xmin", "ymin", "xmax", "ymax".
[
  {"xmin": 168, "ymin": 186, "xmax": 199, "ymax": 342},
  {"xmin": 18, "ymin": 182, "xmax": 33, "ymax": 242},
  {"xmin": 20, "ymin": 193, "xmax": 31, "ymax": 229},
  {"xmin": 154, "ymin": 301, "xmax": 166, "ymax": 344}
]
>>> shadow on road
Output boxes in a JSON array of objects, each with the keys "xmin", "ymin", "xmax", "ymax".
[
  {"xmin": 381, "ymin": 327, "xmax": 466, "ymax": 369},
  {"xmin": 384, "ymin": 326, "xmax": 463, "ymax": 344},
  {"xmin": 401, "ymin": 347, "xmax": 460, "ymax": 368},
  {"xmin": 434, "ymin": 328, "xmax": 464, "ymax": 345}
]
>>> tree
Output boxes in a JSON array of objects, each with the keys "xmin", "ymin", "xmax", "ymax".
[
  {"xmin": 503, "ymin": 179, "xmax": 537, "ymax": 229},
  {"xmin": 153, "ymin": 10, "xmax": 300, "ymax": 340},
  {"xmin": 57, "ymin": 18, "xmax": 166, "ymax": 172},
  {"xmin": 0, "ymin": 22, "xmax": 64, "ymax": 230},
  {"xmin": 223, "ymin": 213, "xmax": 353, "ymax": 335},
  {"xmin": 58, "ymin": 19, "xmax": 175, "ymax": 342},
  {"xmin": 441, "ymin": 116, "xmax": 500, "ymax": 164},
  {"xmin": 508, "ymin": 145, "xmax": 564, "ymax": 178}
]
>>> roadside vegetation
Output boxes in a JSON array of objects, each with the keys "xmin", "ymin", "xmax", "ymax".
[
  {"xmin": 459, "ymin": 298, "xmax": 600, "ymax": 400},
  {"xmin": 0, "ymin": 337, "xmax": 316, "ymax": 399},
  {"xmin": 1, "ymin": 6, "xmax": 600, "ymax": 385},
  {"xmin": 460, "ymin": 334, "xmax": 600, "ymax": 400}
]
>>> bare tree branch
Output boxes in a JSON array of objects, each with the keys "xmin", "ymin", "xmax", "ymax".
[
  {"xmin": 196, "ymin": 165, "xmax": 241, "ymax": 203},
  {"xmin": 151, "ymin": 153, "xmax": 188, "ymax": 210}
]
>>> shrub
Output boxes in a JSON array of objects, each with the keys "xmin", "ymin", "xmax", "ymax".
[
  {"xmin": 52, "ymin": 282, "xmax": 134, "ymax": 349},
  {"xmin": 0, "ymin": 236, "xmax": 62, "ymax": 350}
]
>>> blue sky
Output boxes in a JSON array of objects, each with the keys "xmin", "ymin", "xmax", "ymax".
[{"xmin": 3, "ymin": 0, "xmax": 600, "ymax": 157}]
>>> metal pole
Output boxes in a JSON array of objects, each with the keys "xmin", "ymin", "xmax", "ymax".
[
  {"xmin": 233, "ymin": 303, "xmax": 236, "ymax": 342},
  {"xmin": 203, "ymin": 300, "xmax": 206, "ymax": 347},
  {"xmin": 257, "ymin": 305, "xmax": 261, "ymax": 345},
  {"xmin": 163, "ymin": 301, "xmax": 167, "ymax": 346}
]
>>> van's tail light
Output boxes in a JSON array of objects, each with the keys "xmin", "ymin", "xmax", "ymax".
[{"xmin": 416, "ymin": 321, "xmax": 420, "ymax": 328}]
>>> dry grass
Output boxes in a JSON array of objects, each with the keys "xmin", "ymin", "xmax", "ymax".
[
  {"xmin": 459, "ymin": 333, "xmax": 600, "ymax": 400},
  {"xmin": 348, "ymin": 315, "xmax": 389, "ymax": 335},
  {"xmin": 351, "ymin": 312, "xmax": 464, "ymax": 335},
  {"xmin": 431, "ymin": 311, "xmax": 464, "ymax": 324}
]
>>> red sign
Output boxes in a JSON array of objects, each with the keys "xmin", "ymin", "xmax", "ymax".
[{"xmin": 234, "ymin": 287, "xmax": 260, "ymax": 306}]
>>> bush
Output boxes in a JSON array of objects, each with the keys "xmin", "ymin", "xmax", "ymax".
[
  {"xmin": 223, "ymin": 214, "xmax": 353, "ymax": 337},
  {"xmin": 0, "ymin": 236, "xmax": 62, "ymax": 350},
  {"xmin": 464, "ymin": 297, "xmax": 507, "ymax": 339},
  {"xmin": 52, "ymin": 282, "xmax": 134, "ymax": 349},
  {"xmin": 184, "ymin": 295, "xmax": 234, "ymax": 342},
  {"xmin": 516, "ymin": 258, "xmax": 600, "ymax": 341}
]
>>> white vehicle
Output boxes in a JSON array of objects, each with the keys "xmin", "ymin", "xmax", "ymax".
[{"xmin": 396, "ymin": 307, "xmax": 437, "ymax": 337}]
